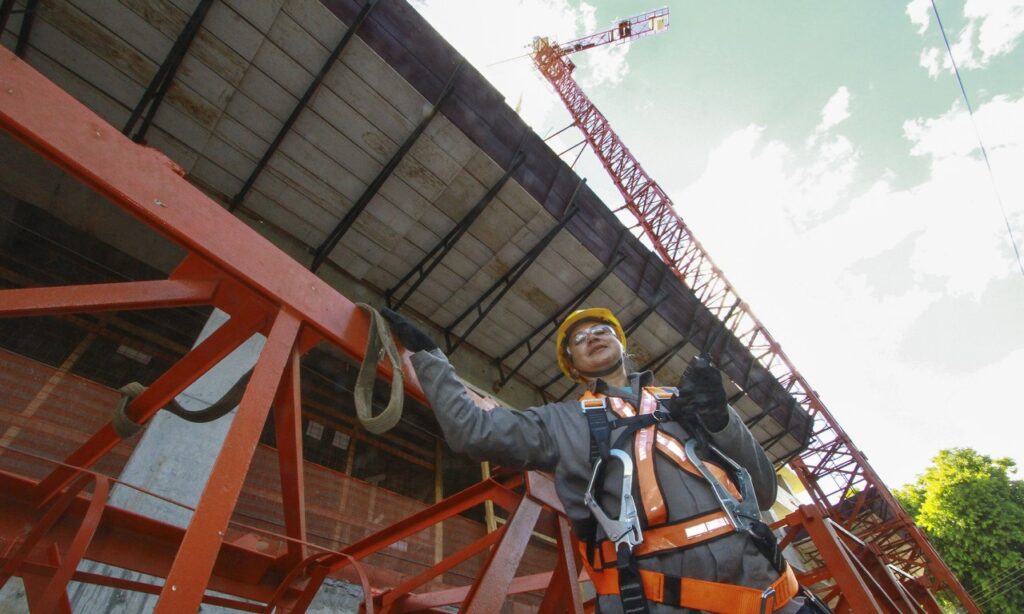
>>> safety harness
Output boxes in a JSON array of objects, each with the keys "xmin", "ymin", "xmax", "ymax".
[{"xmin": 579, "ymin": 387, "xmax": 799, "ymax": 614}]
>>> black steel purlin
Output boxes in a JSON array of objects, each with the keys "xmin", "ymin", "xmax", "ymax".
[
  {"xmin": 230, "ymin": 0, "xmax": 377, "ymax": 211},
  {"xmin": 495, "ymin": 231, "xmax": 628, "ymax": 388},
  {"xmin": 2, "ymin": 0, "xmax": 37, "ymax": 58},
  {"xmin": 0, "ymin": 1, "xmax": 16, "ymax": 35},
  {"xmin": 122, "ymin": 0, "xmax": 214, "ymax": 143},
  {"xmin": 310, "ymin": 61, "xmax": 465, "ymax": 272},
  {"xmin": 442, "ymin": 179, "xmax": 586, "ymax": 354},
  {"xmin": 385, "ymin": 150, "xmax": 526, "ymax": 309}
]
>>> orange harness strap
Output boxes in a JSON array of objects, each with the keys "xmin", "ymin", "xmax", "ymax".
[
  {"xmin": 620, "ymin": 392, "xmax": 668, "ymax": 525},
  {"xmin": 596, "ymin": 510, "xmax": 735, "ymax": 566},
  {"xmin": 580, "ymin": 388, "xmax": 742, "ymax": 511},
  {"xmin": 584, "ymin": 554, "xmax": 800, "ymax": 614}
]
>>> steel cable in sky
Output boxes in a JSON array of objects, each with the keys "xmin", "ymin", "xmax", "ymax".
[{"xmin": 929, "ymin": 0, "xmax": 1024, "ymax": 278}]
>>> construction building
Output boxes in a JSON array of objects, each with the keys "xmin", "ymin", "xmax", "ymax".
[{"xmin": 0, "ymin": 0, "xmax": 979, "ymax": 612}]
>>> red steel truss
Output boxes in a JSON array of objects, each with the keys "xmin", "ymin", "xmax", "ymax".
[{"xmin": 531, "ymin": 34, "xmax": 979, "ymax": 612}]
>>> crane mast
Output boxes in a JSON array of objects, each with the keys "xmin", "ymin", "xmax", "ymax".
[{"xmin": 530, "ymin": 10, "xmax": 978, "ymax": 612}]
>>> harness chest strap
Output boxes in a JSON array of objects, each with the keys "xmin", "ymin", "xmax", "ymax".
[
  {"xmin": 593, "ymin": 509, "xmax": 736, "ymax": 567},
  {"xmin": 581, "ymin": 389, "xmax": 742, "ymax": 501},
  {"xmin": 583, "ymin": 553, "xmax": 800, "ymax": 614}
]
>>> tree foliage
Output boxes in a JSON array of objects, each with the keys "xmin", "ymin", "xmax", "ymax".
[{"xmin": 894, "ymin": 448, "xmax": 1024, "ymax": 613}]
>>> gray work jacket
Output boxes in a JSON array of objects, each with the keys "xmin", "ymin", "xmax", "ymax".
[{"xmin": 411, "ymin": 350, "xmax": 802, "ymax": 614}]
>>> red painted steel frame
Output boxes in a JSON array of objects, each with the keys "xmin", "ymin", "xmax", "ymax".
[
  {"xmin": 0, "ymin": 48, "xmax": 583, "ymax": 611},
  {"xmin": 772, "ymin": 506, "xmax": 946, "ymax": 614},
  {"xmin": 531, "ymin": 37, "xmax": 978, "ymax": 613}
]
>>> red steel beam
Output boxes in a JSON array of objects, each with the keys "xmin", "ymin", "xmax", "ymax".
[
  {"xmin": 400, "ymin": 572, "xmax": 553, "ymax": 611},
  {"xmin": 0, "ymin": 279, "xmax": 218, "ymax": 318},
  {"xmin": 20, "ymin": 549, "xmax": 72, "ymax": 614},
  {"xmin": 0, "ymin": 470, "xmax": 282, "ymax": 604},
  {"xmin": 0, "ymin": 46, "xmax": 428, "ymax": 407},
  {"xmin": 273, "ymin": 344, "xmax": 309, "ymax": 567},
  {"xmin": 155, "ymin": 308, "xmax": 301, "ymax": 612},
  {"xmin": 461, "ymin": 497, "xmax": 543, "ymax": 613},
  {"xmin": 790, "ymin": 505, "xmax": 882, "ymax": 613}
]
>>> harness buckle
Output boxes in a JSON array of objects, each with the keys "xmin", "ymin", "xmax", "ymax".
[
  {"xmin": 759, "ymin": 587, "xmax": 777, "ymax": 614},
  {"xmin": 583, "ymin": 449, "xmax": 643, "ymax": 554}
]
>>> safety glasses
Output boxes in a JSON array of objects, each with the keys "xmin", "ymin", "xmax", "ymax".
[{"xmin": 569, "ymin": 323, "xmax": 617, "ymax": 349}]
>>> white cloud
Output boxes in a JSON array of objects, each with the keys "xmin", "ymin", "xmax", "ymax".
[
  {"xmin": 817, "ymin": 86, "xmax": 852, "ymax": 133},
  {"xmin": 910, "ymin": 0, "xmax": 1024, "ymax": 76},
  {"xmin": 906, "ymin": 0, "xmax": 932, "ymax": 34},
  {"xmin": 918, "ymin": 46, "xmax": 944, "ymax": 78},
  {"xmin": 967, "ymin": 0, "xmax": 1024, "ymax": 61},
  {"xmin": 681, "ymin": 94, "xmax": 1023, "ymax": 306},
  {"xmin": 904, "ymin": 95, "xmax": 1024, "ymax": 158},
  {"xmin": 578, "ymin": 41, "xmax": 631, "ymax": 88}
]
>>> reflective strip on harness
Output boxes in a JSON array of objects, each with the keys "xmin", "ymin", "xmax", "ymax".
[
  {"xmin": 595, "ymin": 510, "xmax": 736, "ymax": 566},
  {"xmin": 585, "ymin": 558, "xmax": 800, "ymax": 614},
  {"xmin": 649, "ymin": 387, "xmax": 675, "ymax": 399}
]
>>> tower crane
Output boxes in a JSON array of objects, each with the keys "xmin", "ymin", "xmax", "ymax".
[{"xmin": 530, "ymin": 9, "xmax": 979, "ymax": 612}]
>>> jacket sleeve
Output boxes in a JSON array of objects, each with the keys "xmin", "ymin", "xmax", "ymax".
[
  {"xmin": 410, "ymin": 349, "xmax": 560, "ymax": 472},
  {"xmin": 708, "ymin": 405, "xmax": 777, "ymax": 510}
]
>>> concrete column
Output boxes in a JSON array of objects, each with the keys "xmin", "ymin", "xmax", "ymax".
[{"xmin": 69, "ymin": 309, "xmax": 264, "ymax": 612}]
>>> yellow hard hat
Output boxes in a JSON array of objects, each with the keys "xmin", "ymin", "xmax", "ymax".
[{"xmin": 555, "ymin": 308, "xmax": 627, "ymax": 382}]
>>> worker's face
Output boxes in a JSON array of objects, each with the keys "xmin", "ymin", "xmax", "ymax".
[{"xmin": 567, "ymin": 321, "xmax": 623, "ymax": 376}]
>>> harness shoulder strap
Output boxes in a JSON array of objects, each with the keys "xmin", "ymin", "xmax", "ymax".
[{"xmin": 580, "ymin": 393, "xmax": 611, "ymax": 463}]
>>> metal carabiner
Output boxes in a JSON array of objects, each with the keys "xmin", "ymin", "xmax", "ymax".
[
  {"xmin": 683, "ymin": 437, "xmax": 762, "ymax": 530},
  {"xmin": 583, "ymin": 449, "xmax": 643, "ymax": 551}
]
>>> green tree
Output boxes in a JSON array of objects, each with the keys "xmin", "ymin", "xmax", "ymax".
[{"xmin": 894, "ymin": 448, "xmax": 1024, "ymax": 613}]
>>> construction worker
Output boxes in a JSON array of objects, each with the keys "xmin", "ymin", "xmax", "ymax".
[{"xmin": 382, "ymin": 307, "xmax": 817, "ymax": 613}]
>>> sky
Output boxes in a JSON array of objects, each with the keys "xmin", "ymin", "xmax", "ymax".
[{"xmin": 409, "ymin": 0, "xmax": 1024, "ymax": 490}]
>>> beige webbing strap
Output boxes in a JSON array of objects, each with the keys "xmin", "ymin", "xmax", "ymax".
[
  {"xmin": 353, "ymin": 303, "xmax": 404, "ymax": 435},
  {"xmin": 112, "ymin": 382, "xmax": 147, "ymax": 439}
]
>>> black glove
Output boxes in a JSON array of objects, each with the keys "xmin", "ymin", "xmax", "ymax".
[
  {"xmin": 381, "ymin": 307, "xmax": 438, "ymax": 353},
  {"xmin": 669, "ymin": 356, "xmax": 729, "ymax": 432}
]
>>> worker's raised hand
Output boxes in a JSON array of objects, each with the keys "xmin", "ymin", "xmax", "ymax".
[
  {"xmin": 381, "ymin": 308, "xmax": 439, "ymax": 353},
  {"xmin": 670, "ymin": 356, "xmax": 729, "ymax": 432}
]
